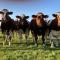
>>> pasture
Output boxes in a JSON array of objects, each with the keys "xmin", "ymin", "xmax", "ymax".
[{"xmin": 0, "ymin": 31, "xmax": 60, "ymax": 60}]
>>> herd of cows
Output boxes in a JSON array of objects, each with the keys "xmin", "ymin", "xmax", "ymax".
[{"xmin": 0, "ymin": 9, "xmax": 60, "ymax": 48}]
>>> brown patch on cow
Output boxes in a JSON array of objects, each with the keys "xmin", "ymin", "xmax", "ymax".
[
  {"xmin": 35, "ymin": 19, "xmax": 42, "ymax": 27},
  {"xmin": 35, "ymin": 18, "xmax": 45, "ymax": 27},
  {"xmin": 55, "ymin": 15, "xmax": 60, "ymax": 27},
  {"xmin": 55, "ymin": 19, "xmax": 60, "ymax": 27},
  {"xmin": 57, "ymin": 20, "xmax": 60, "ymax": 26},
  {"xmin": 57, "ymin": 15, "xmax": 60, "ymax": 26}
]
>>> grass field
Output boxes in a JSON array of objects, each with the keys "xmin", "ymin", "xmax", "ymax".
[{"xmin": 0, "ymin": 32, "xmax": 60, "ymax": 60}]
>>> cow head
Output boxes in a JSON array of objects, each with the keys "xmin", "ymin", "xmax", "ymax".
[
  {"xmin": 32, "ymin": 12, "xmax": 48, "ymax": 27},
  {"xmin": 52, "ymin": 12, "xmax": 60, "ymax": 26},
  {"xmin": 0, "ymin": 9, "xmax": 13, "ymax": 15},
  {"xmin": 52, "ymin": 12, "xmax": 60, "ymax": 18},
  {"xmin": 16, "ymin": 14, "xmax": 29, "ymax": 20},
  {"xmin": 36, "ymin": 12, "xmax": 48, "ymax": 19},
  {"xmin": 16, "ymin": 14, "xmax": 29, "ymax": 25},
  {"xmin": 0, "ymin": 9, "xmax": 13, "ymax": 20},
  {"xmin": 52, "ymin": 12, "xmax": 60, "ymax": 20},
  {"xmin": 32, "ymin": 12, "xmax": 48, "ymax": 20}
]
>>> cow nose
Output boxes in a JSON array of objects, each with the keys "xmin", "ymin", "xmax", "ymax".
[
  {"xmin": 22, "ymin": 22, "xmax": 24, "ymax": 25},
  {"xmin": 17, "ymin": 19, "xmax": 20, "ymax": 21},
  {"xmin": 21, "ymin": 17, "xmax": 24, "ymax": 20},
  {"xmin": 38, "ymin": 16, "xmax": 41, "ymax": 18}
]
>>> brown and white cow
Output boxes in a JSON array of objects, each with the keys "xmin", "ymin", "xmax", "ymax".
[
  {"xmin": 30, "ymin": 12, "xmax": 49, "ymax": 47},
  {"xmin": 49, "ymin": 12, "xmax": 60, "ymax": 48}
]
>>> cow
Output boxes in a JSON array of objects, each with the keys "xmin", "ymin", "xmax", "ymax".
[
  {"xmin": 0, "ymin": 9, "xmax": 14, "ymax": 46},
  {"xmin": 49, "ymin": 12, "xmax": 60, "ymax": 48},
  {"xmin": 16, "ymin": 14, "xmax": 30, "ymax": 45},
  {"xmin": 30, "ymin": 12, "xmax": 49, "ymax": 47}
]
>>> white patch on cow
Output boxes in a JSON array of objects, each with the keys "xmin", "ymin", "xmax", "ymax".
[
  {"xmin": 56, "ymin": 13, "xmax": 60, "ymax": 26},
  {"xmin": 0, "ymin": 14, "xmax": 3, "ymax": 28},
  {"xmin": 0, "ymin": 22, "xmax": 1, "ymax": 27},
  {"xmin": 16, "ymin": 18, "xmax": 20, "ymax": 21},
  {"xmin": 0, "ymin": 14, "xmax": 3, "ymax": 20},
  {"xmin": 56, "ymin": 12, "xmax": 60, "ymax": 15},
  {"xmin": 18, "ymin": 19, "xmax": 20, "ymax": 21},
  {"xmin": 49, "ymin": 30, "xmax": 60, "ymax": 47}
]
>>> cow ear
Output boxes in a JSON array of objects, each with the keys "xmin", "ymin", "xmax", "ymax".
[
  {"xmin": 43, "ymin": 15, "xmax": 48, "ymax": 18},
  {"xmin": 16, "ymin": 16, "xmax": 21, "ymax": 19},
  {"xmin": 8, "ymin": 12, "xmax": 13, "ymax": 15},
  {"xmin": 32, "ymin": 15, "xmax": 37, "ymax": 17},
  {"xmin": 52, "ymin": 14, "xmax": 57, "ymax": 17},
  {"xmin": 0, "ymin": 11, "xmax": 4, "ymax": 14},
  {"xmin": 25, "ymin": 16, "xmax": 29, "ymax": 19}
]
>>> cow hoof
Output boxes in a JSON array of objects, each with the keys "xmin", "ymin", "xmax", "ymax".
[
  {"xmin": 8, "ymin": 45, "xmax": 11, "ymax": 47},
  {"xmin": 26, "ymin": 42, "xmax": 29, "ymax": 46},
  {"xmin": 34, "ymin": 44, "xmax": 38, "ymax": 47},
  {"xmin": 3, "ymin": 42, "xmax": 5, "ymax": 46},
  {"xmin": 8, "ymin": 42, "xmax": 11, "ymax": 47},
  {"xmin": 50, "ymin": 45, "xmax": 55, "ymax": 48},
  {"xmin": 55, "ymin": 44, "xmax": 59, "ymax": 47},
  {"xmin": 50, "ymin": 42, "xmax": 55, "ymax": 48},
  {"xmin": 43, "ymin": 44, "xmax": 46, "ymax": 47},
  {"xmin": 26, "ymin": 44, "xmax": 29, "ymax": 46}
]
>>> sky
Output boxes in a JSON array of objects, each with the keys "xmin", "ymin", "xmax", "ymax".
[{"xmin": 0, "ymin": 0, "xmax": 60, "ymax": 21}]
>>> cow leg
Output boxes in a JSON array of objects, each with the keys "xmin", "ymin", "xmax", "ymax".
[
  {"xmin": 12, "ymin": 31, "xmax": 14, "ymax": 38},
  {"xmin": 7, "ymin": 34, "xmax": 11, "ymax": 46},
  {"xmin": 50, "ymin": 40, "xmax": 54, "ymax": 48},
  {"xmin": 7, "ymin": 35, "xmax": 11, "ymax": 46},
  {"xmin": 49, "ymin": 31, "xmax": 55, "ymax": 48},
  {"xmin": 6, "ymin": 31, "xmax": 12, "ymax": 46},
  {"xmin": 19, "ymin": 33, "xmax": 22, "ymax": 44},
  {"xmin": 3, "ymin": 34, "xmax": 5, "ymax": 46},
  {"xmin": 42, "ymin": 34, "xmax": 46, "ymax": 47},
  {"xmin": 44, "ymin": 30, "xmax": 49, "ymax": 44},
  {"xmin": 31, "ymin": 31, "xmax": 35, "ymax": 44},
  {"xmin": 34, "ymin": 34, "xmax": 38, "ymax": 47},
  {"xmin": 54, "ymin": 34, "xmax": 59, "ymax": 47},
  {"xmin": 33, "ymin": 35, "xmax": 35, "ymax": 45},
  {"xmin": 8, "ymin": 35, "xmax": 12, "ymax": 47},
  {"xmin": 8, "ymin": 32, "xmax": 12, "ymax": 46},
  {"xmin": 18, "ymin": 29, "xmax": 23, "ymax": 44},
  {"xmin": 16, "ymin": 30, "xmax": 19, "ymax": 38},
  {"xmin": 25, "ymin": 29, "xmax": 29, "ymax": 46},
  {"xmin": 3, "ymin": 32, "xmax": 6, "ymax": 46},
  {"xmin": 54, "ymin": 39, "xmax": 59, "ymax": 47}
]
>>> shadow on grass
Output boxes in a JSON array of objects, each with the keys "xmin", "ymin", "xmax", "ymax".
[{"xmin": 0, "ymin": 42, "xmax": 60, "ymax": 51}]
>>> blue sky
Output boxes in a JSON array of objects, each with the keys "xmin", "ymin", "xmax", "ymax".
[{"xmin": 0, "ymin": 0, "xmax": 60, "ymax": 21}]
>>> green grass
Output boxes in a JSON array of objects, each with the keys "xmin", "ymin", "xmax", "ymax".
[
  {"xmin": 0, "ymin": 49, "xmax": 60, "ymax": 60},
  {"xmin": 0, "ymin": 31, "xmax": 60, "ymax": 60}
]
